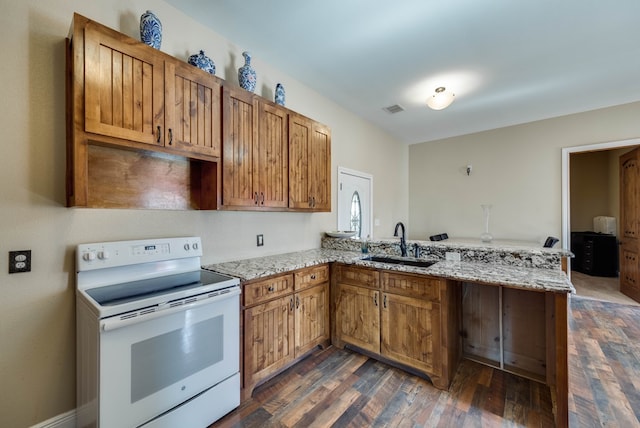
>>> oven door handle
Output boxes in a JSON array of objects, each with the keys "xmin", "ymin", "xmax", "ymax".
[{"xmin": 101, "ymin": 287, "xmax": 240, "ymax": 332}]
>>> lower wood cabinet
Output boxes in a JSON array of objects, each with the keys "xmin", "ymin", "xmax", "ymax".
[
  {"xmin": 333, "ymin": 264, "xmax": 460, "ymax": 390},
  {"xmin": 242, "ymin": 265, "xmax": 330, "ymax": 398}
]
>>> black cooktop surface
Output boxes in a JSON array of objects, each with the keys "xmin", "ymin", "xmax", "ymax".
[{"xmin": 86, "ymin": 270, "xmax": 235, "ymax": 306}]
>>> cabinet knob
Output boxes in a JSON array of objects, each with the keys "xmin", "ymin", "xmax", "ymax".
[
  {"xmin": 268, "ymin": 286, "xmax": 274, "ymax": 292},
  {"xmin": 310, "ymin": 274, "xmax": 316, "ymax": 280}
]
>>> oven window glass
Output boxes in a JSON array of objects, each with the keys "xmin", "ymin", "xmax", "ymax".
[{"xmin": 130, "ymin": 315, "xmax": 223, "ymax": 403}]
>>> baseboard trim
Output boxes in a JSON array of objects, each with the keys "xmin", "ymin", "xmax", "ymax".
[{"xmin": 30, "ymin": 409, "xmax": 76, "ymax": 428}]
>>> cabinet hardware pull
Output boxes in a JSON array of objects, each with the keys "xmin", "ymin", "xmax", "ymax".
[
  {"xmin": 374, "ymin": 292, "xmax": 378, "ymax": 307},
  {"xmin": 156, "ymin": 125, "xmax": 161, "ymax": 143},
  {"xmin": 312, "ymin": 196, "xmax": 316, "ymax": 208},
  {"xmin": 296, "ymin": 296, "xmax": 300, "ymax": 309},
  {"xmin": 308, "ymin": 196, "xmax": 312, "ymax": 207},
  {"xmin": 310, "ymin": 274, "xmax": 316, "ymax": 280},
  {"xmin": 168, "ymin": 128, "xmax": 173, "ymax": 145},
  {"xmin": 268, "ymin": 286, "xmax": 274, "ymax": 292},
  {"xmin": 254, "ymin": 192, "xmax": 259, "ymax": 204},
  {"xmin": 261, "ymin": 192, "xmax": 265, "ymax": 205},
  {"xmin": 383, "ymin": 295, "xmax": 387, "ymax": 309},
  {"xmin": 290, "ymin": 297, "xmax": 294, "ymax": 311}
]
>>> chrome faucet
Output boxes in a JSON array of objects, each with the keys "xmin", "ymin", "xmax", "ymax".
[{"xmin": 394, "ymin": 222, "xmax": 407, "ymax": 257}]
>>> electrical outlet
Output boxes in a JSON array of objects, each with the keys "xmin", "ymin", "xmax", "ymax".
[
  {"xmin": 9, "ymin": 250, "xmax": 31, "ymax": 273},
  {"xmin": 257, "ymin": 234, "xmax": 264, "ymax": 247}
]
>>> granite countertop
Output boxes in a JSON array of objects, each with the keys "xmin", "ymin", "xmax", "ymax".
[{"xmin": 203, "ymin": 248, "xmax": 575, "ymax": 294}]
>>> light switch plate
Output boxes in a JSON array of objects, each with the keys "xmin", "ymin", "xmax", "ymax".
[{"xmin": 257, "ymin": 234, "xmax": 264, "ymax": 247}]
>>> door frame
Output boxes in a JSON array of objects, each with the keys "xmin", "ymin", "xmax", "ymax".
[
  {"xmin": 561, "ymin": 137, "xmax": 640, "ymax": 252},
  {"xmin": 337, "ymin": 166, "xmax": 374, "ymax": 238}
]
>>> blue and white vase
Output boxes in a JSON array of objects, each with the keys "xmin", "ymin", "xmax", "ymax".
[
  {"xmin": 140, "ymin": 10, "xmax": 162, "ymax": 49},
  {"xmin": 188, "ymin": 50, "xmax": 216, "ymax": 75},
  {"xmin": 238, "ymin": 51, "xmax": 257, "ymax": 92},
  {"xmin": 275, "ymin": 83, "xmax": 285, "ymax": 106}
]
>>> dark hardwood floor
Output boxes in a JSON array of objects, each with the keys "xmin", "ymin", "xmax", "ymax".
[{"xmin": 211, "ymin": 295, "xmax": 640, "ymax": 427}]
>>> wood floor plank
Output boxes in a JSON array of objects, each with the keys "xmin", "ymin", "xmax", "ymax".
[{"xmin": 211, "ymin": 295, "xmax": 640, "ymax": 428}]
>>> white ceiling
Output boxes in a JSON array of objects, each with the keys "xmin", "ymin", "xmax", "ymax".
[{"xmin": 166, "ymin": 0, "xmax": 640, "ymax": 144}]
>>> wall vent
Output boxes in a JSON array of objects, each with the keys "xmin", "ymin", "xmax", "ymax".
[{"xmin": 383, "ymin": 104, "xmax": 405, "ymax": 114}]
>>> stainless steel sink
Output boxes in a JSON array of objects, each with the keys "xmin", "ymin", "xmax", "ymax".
[{"xmin": 361, "ymin": 255, "xmax": 437, "ymax": 268}]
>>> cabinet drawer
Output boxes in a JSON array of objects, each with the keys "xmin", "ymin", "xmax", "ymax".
[
  {"xmin": 294, "ymin": 264, "xmax": 329, "ymax": 291},
  {"xmin": 381, "ymin": 272, "xmax": 442, "ymax": 301},
  {"xmin": 336, "ymin": 265, "xmax": 380, "ymax": 288},
  {"xmin": 244, "ymin": 273, "xmax": 294, "ymax": 307}
]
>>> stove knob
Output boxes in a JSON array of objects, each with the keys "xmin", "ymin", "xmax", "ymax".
[
  {"xmin": 184, "ymin": 243, "xmax": 190, "ymax": 251},
  {"xmin": 83, "ymin": 252, "xmax": 96, "ymax": 262},
  {"xmin": 98, "ymin": 250, "xmax": 110, "ymax": 260}
]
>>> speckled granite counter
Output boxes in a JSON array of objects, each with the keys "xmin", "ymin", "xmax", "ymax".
[
  {"xmin": 322, "ymin": 236, "xmax": 573, "ymax": 270},
  {"xmin": 203, "ymin": 248, "xmax": 574, "ymax": 293}
]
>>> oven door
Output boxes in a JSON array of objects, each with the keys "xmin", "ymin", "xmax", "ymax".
[{"xmin": 98, "ymin": 289, "xmax": 240, "ymax": 428}]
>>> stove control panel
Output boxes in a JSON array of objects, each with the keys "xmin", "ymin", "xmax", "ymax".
[{"xmin": 76, "ymin": 237, "xmax": 202, "ymax": 271}]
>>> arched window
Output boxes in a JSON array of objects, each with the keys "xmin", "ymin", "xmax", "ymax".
[{"xmin": 350, "ymin": 191, "xmax": 362, "ymax": 238}]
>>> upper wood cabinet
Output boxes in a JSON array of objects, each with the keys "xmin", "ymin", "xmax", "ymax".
[
  {"xmin": 67, "ymin": 13, "xmax": 220, "ymax": 210},
  {"xmin": 83, "ymin": 20, "xmax": 221, "ymax": 158},
  {"xmin": 68, "ymin": 13, "xmax": 330, "ymax": 211},
  {"xmin": 289, "ymin": 113, "xmax": 331, "ymax": 211},
  {"xmin": 221, "ymin": 86, "xmax": 288, "ymax": 209}
]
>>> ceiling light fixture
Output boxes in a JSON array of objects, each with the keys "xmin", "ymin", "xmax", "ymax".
[{"xmin": 427, "ymin": 87, "xmax": 455, "ymax": 110}]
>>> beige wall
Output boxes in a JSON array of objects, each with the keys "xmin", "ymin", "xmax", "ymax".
[
  {"xmin": 409, "ymin": 102, "xmax": 640, "ymax": 244},
  {"xmin": 0, "ymin": 1, "xmax": 408, "ymax": 426}
]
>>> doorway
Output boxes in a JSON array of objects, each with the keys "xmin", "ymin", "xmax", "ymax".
[
  {"xmin": 337, "ymin": 167, "xmax": 373, "ymax": 239},
  {"xmin": 562, "ymin": 138, "xmax": 640, "ymax": 304}
]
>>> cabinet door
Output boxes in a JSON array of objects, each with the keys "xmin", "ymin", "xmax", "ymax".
[
  {"xmin": 84, "ymin": 23, "xmax": 164, "ymax": 146},
  {"xmin": 295, "ymin": 283, "xmax": 330, "ymax": 356},
  {"xmin": 256, "ymin": 102, "xmax": 288, "ymax": 207},
  {"xmin": 288, "ymin": 113, "xmax": 312, "ymax": 209},
  {"xmin": 222, "ymin": 86, "xmax": 259, "ymax": 206},
  {"xmin": 309, "ymin": 122, "xmax": 331, "ymax": 211},
  {"xmin": 165, "ymin": 61, "xmax": 221, "ymax": 158},
  {"xmin": 381, "ymin": 293, "xmax": 441, "ymax": 376},
  {"xmin": 334, "ymin": 283, "xmax": 380, "ymax": 353},
  {"xmin": 244, "ymin": 296, "xmax": 294, "ymax": 385},
  {"xmin": 288, "ymin": 114, "xmax": 331, "ymax": 211}
]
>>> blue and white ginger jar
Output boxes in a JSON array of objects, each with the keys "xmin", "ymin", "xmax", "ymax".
[
  {"xmin": 140, "ymin": 10, "xmax": 162, "ymax": 49},
  {"xmin": 275, "ymin": 83, "xmax": 285, "ymax": 106},
  {"xmin": 238, "ymin": 51, "xmax": 257, "ymax": 92},
  {"xmin": 188, "ymin": 50, "xmax": 216, "ymax": 75}
]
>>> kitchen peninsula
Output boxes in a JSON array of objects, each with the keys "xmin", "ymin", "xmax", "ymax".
[{"xmin": 204, "ymin": 237, "xmax": 574, "ymax": 427}]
